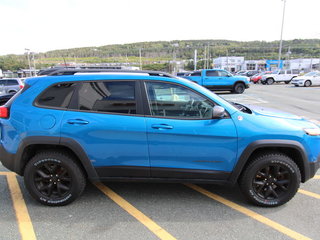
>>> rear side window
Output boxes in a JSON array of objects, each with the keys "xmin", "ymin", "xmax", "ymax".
[
  {"xmin": 6, "ymin": 80, "xmax": 18, "ymax": 86},
  {"xmin": 72, "ymin": 81, "xmax": 137, "ymax": 115},
  {"xmin": 36, "ymin": 83, "xmax": 77, "ymax": 108},
  {"xmin": 206, "ymin": 70, "xmax": 219, "ymax": 76}
]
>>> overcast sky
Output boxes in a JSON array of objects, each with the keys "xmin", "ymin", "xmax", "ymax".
[{"xmin": 1, "ymin": 0, "xmax": 320, "ymax": 55}]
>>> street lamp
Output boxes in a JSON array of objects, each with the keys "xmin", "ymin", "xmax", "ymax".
[
  {"xmin": 25, "ymin": 48, "xmax": 32, "ymax": 76},
  {"xmin": 278, "ymin": 0, "xmax": 287, "ymax": 69}
]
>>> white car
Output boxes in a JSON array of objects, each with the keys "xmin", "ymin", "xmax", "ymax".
[
  {"xmin": 291, "ymin": 71, "xmax": 320, "ymax": 87},
  {"xmin": 261, "ymin": 69, "xmax": 299, "ymax": 85}
]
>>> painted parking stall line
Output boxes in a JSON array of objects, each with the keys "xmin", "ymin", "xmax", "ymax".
[
  {"xmin": 95, "ymin": 182, "xmax": 177, "ymax": 240},
  {"xmin": 298, "ymin": 189, "xmax": 320, "ymax": 199},
  {"xmin": 185, "ymin": 183, "xmax": 311, "ymax": 240},
  {"xmin": 0, "ymin": 172, "xmax": 37, "ymax": 240}
]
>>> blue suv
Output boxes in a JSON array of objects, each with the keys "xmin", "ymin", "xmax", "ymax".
[{"xmin": 0, "ymin": 70, "xmax": 319, "ymax": 207}]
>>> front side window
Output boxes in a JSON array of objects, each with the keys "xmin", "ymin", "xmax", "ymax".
[
  {"xmin": 219, "ymin": 71, "xmax": 229, "ymax": 77},
  {"xmin": 73, "ymin": 81, "xmax": 137, "ymax": 115},
  {"xmin": 37, "ymin": 83, "xmax": 77, "ymax": 108},
  {"xmin": 190, "ymin": 71, "xmax": 201, "ymax": 76},
  {"xmin": 145, "ymin": 82, "xmax": 215, "ymax": 119}
]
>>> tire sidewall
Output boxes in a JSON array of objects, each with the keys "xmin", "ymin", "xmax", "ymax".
[
  {"xmin": 241, "ymin": 155, "xmax": 300, "ymax": 207},
  {"xmin": 24, "ymin": 154, "xmax": 84, "ymax": 206},
  {"xmin": 234, "ymin": 83, "xmax": 245, "ymax": 94}
]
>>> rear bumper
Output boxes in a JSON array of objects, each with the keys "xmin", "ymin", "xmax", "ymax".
[{"xmin": 0, "ymin": 144, "xmax": 16, "ymax": 173}]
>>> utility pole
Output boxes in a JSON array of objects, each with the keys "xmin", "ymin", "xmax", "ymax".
[
  {"xmin": 278, "ymin": 0, "xmax": 287, "ymax": 69},
  {"xmin": 194, "ymin": 49, "xmax": 197, "ymax": 71},
  {"xmin": 32, "ymin": 52, "xmax": 36, "ymax": 76},
  {"xmin": 25, "ymin": 48, "xmax": 32, "ymax": 76}
]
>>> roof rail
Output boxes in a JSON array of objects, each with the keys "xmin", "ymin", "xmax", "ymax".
[{"xmin": 47, "ymin": 69, "xmax": 176, "ymax": 78}]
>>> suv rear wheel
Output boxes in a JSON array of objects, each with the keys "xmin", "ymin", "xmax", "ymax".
[
  {"xmin": 24, "ymin": 151, "xmax": 86, "ymax": 206},
  {"xmin": 239, "ymin": 153, "xmax": 300, "ymax": 207}
]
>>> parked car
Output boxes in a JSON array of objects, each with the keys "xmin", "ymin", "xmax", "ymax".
[
  {"xmin": 261, "ymin": 70, "xmax": 299, "ymax": 85},
  {"xmin": 291, "ymin": 71, "xmax": 320, "ymax": 87},
  {"xmin": 0, "ymin": 93, "xmax": 15, "ymax": 105},
  {"xmin": 0, "ymin": 70, "xmax": 319, "ymax": 207},
  {"xmin": 182, "ymin": 69, "xmax": 250, "ymax": 94},
  {"xmin": 0, "ymin": 78, "xmax": 24, "ymax": 95},
  {"xmin": 176, "ymin": 72, "xmax": 190, "ymax": 77},
  {"xmin": 238, "ymin": 70, "xmax": 260, "ymax": 78},
  {"xmin": 250, "ymin": 71, "xmax": 272, "ymax": 84}
]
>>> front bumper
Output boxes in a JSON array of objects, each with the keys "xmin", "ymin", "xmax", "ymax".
[{"xmin": 309, "ymin": 155, "xmax": 320, "ymax": 179}]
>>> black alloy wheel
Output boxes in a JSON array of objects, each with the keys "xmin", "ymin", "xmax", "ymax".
[
  {"xmin": 252, "ymin": 164, "xmax": 291, "ymax": 200},
  {"xmin": 34, "ymin": 162, "xmax": 71, "ymax": 199},
  {"xmin": 239, "ymin": 153, "xmax": 300, "ymax": 207},
  {"xmin": 24, "ymin": 151, "xmax": 86, "ymax": 206},
  {"xmin": 233, "ymin": 83, "xmax": 245, "ymax": 94}
]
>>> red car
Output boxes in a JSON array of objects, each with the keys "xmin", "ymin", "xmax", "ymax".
[{"xmin": 250, "ymin": 71, "xmax": 272, "ymax": 84}]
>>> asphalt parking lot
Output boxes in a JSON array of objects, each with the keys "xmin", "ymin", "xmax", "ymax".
[{"xmin": 0, "ymin": 83, "xmax": 319, "ymax": 240}]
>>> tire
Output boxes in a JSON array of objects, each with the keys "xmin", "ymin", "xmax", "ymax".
[
  {"xmin": 233, "ymin": 83, "xmax": 245, "ymax": 94},
  {"xmin": 266, "ymin": 78, "xmax": 274, "ymax": 85},
  {"xmin": 8, "ymin": 90, "xmax": 17, "ymax": 94},
  {"xmin": 304, "ymin": 80, "xmax": 311, "ymax": 87},
  {"xmin": 239, "ymin": 153, "xmax": 301, "ymax": 207},
  {"xmin": 24, "ymin": 151, "xmax": 86, "ymax": 206}
]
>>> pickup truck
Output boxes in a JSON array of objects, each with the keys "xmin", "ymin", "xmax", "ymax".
[
  {"xmin": 261, "ymin": 70, "xmax": 299, "ymax": 85},
  {"xmin": 181, "ymin": 69, "xmax": 250, "ymax": 94}
]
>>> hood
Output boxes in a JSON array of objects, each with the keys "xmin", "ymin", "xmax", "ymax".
[{"xmin": 244, "ymin": 104, "xmax": 302, "ymax": 120}]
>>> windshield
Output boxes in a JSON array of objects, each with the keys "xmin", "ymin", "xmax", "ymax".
[{"xmin": 304, "ymin": 72, "xmax": 317, "ymax": 76}]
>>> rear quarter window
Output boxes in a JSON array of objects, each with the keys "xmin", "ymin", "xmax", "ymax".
[{"xmin": 36, "ymin": 83, "xmax": 77, "ymax": 109}]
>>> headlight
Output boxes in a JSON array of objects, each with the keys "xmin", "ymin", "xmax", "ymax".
[{"xmin": 304, "ymin": 128, "xmax": 320, "ymax": 136}]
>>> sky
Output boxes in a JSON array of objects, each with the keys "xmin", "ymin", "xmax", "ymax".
[{"xmin": 0, "ymin": 0, "xmax": 320, "ymax": 55}]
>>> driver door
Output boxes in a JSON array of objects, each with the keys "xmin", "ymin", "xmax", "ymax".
[{"xmin": 144, "ymin": 81, "xmax": 238, "ymax": 179}]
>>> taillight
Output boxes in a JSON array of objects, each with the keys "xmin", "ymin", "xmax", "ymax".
[
  {"xmin": 19, "ymin": 85, "xmax": 24, "ymax": 89},
  {"xmin": 0, "ymin": 107, "xmax": 8, "ymax": 118}
]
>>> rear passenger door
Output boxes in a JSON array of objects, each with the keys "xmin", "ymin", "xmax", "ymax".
[{"xmin": 60, "ymin": 80, "xmax": 150, "ymax": 178}]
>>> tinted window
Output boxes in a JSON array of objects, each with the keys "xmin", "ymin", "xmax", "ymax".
[
  {"xmin": 37, "ymin": 83, "xmax": 77, "ymax": 108},
  {"xmin": 190, "ymin": 71, "xmax": 201, "ymax": 76},
  {"xmin": 146, "ymin": 82, "xmax": 215, "ymax": 119},
  {"xmin": 74, "ymin": 81, "xmax": 136, "ymax": 114},
  {"xmin": 6, "ymin": 80, "xmax": 18, "ymax": 86},
  {"xmin": 206, "ymin": 70, "xmax": 219, "ymax": 76}
]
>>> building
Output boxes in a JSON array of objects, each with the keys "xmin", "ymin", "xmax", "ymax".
[{"xmin": 213, "ymin": 57, "xmax": 244, "ymax": 72}]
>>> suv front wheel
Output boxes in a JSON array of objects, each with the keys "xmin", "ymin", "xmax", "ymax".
[
  {"xmin": 239, "ymin": 153, "xmax": 301, "ymax": 207},
  {"xmin": 24, "ymin": 151, "xmax": 86, "ymax": 206}
]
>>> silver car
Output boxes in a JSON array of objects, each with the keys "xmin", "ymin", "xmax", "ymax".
[{"xmin": 0, "ymin": 78, "xmax": 24, "ymax": 95}]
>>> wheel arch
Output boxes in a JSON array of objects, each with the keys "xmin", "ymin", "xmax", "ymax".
[
  {"xmin": 233, "ymin": 81, "xmax": 246, "ymax": 87},
  {"xmin": 229, "ymin": 140, "xmax": 310, "ymax": 184},
  {"xmin": 15, "ymin": 136, "xmax": 99, "ymax": 180}
]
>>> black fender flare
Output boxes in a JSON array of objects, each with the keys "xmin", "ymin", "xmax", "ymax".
[
  {"xmin": 229, "ymin": 139, "xmax": 309, "ymax": 184},
  {"xmin": 14, "ymin": 136, "xmax": 98, "ymax": 180}
]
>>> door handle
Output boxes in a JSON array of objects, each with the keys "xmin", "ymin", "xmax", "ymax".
[
  {"xmin": 67, "ymin": 119, "xmax": 89, "ymax": 125},
  {"xmin": 151, "ymin": 124, "xmax": 173, "ymax": 130}
]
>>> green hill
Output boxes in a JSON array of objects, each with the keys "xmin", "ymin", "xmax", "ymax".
[{"xmin": 1, "ymin": 39, "xmax": 320, "ymax": 71}]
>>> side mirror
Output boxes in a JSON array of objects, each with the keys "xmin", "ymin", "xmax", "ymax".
[{"xmin": 212, "ymin": 106, "xmax": 226, "ymax": 119}]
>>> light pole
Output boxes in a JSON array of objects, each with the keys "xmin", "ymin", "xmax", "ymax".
[
  {"xmin": 278, "ymin": 0, "xmax": 287, "ymax": 69},
  {"xmin": 25, "ymin": 48, "xmax": 32, "ymax": 76}
]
